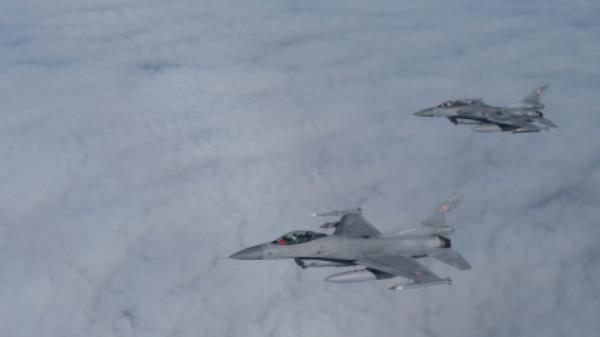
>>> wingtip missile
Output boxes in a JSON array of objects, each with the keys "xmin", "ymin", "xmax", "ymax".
[{"xmin": 312, "ymin": 207, "xmax": 362, "ymax": 217}]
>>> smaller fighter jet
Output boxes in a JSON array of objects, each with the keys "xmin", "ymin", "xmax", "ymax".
[
  {"xmin": 414, "ymin": 84, "xmax": 557, "ymax": 133},
  {"xmin": 230, "ymin": 194, "xmax": 471, "ymax": 290}
]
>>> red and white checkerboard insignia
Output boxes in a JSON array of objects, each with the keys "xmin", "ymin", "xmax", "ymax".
[{"xmin": 440, "ymin": 204, "xmax": 449, "ymax": 212}]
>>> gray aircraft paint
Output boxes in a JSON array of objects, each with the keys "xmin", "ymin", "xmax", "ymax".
[
  {"xmin": 231, "ymin": 194, "xmax": 470, "ymax": 290},
  {"xmin": 414, "ymin": 85, "xmax": 557, "ymax": 133},
  {"xmin": 235, "ymin": 234, "xmax": 448, "ymax": 261}
]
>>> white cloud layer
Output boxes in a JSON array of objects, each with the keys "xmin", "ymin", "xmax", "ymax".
[{"xmin": 1, "ymin": 0, "xmax": 599, "ymax": 336}]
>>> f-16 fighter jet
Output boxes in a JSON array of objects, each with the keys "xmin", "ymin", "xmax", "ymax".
[
  {"xmin": 414, "ymin": 84, "xmax": 557, "ymax": 133},
  {"xmin": 230, "ymin": 194, "xmax": 471, "ymax": 290}
]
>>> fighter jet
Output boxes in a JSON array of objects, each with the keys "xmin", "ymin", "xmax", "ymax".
[
  {"xmin": 230, "ymin": 194, "xmax": 471, "ymax": 290},
  {"xmin": 414, "ymin": 84, "xmax": 557, "ymax": 133}
]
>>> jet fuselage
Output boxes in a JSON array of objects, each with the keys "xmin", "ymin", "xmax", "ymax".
[
  {"xmin": 414, "ymin": 85, "xmax": 556, "ymax": 133},
  {"xmin": 415, "ymin": 102, "xmax": 542, "ymax": 121},
  {"xmin": 231, "ymin": 233, "xmax": 449, "ymax": 262}
]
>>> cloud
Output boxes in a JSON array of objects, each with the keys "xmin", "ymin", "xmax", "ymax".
[{"xmin": 0, "ymin": 0, "xmax": 599, "ymax": 336}]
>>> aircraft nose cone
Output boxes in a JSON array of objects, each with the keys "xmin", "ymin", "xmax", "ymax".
[
  {"xmin": 230, "ymin": 245, "xmax": 264, "ymax": 260},
  {"xmin": 414, "ymin": 108, "xmax": 433, "ymax": 117}
]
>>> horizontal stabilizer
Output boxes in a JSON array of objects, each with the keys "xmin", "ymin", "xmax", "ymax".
[
  {"xmin": 430, "ymin": 250, "xmax": 471, "ymax": 270},
  {"xmin": 382, "ymin": 226, "xmax": 454, "ymax": 238},
  {"xmin": 535, "ymin": 117, "xmax": 558, "ymax": 128}
]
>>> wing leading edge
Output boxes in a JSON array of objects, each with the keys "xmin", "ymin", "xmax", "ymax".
[
  {"xmin": 334, "ymin": 214, "xmax": 381, "ymax": 238},
  {"xmin": 314, "ymin": 209, "xmax": 381, "ymax": 238}
]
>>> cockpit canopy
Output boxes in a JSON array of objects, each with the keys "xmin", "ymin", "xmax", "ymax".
[
  {"xmin": 437, "ymin": 98, "xmax": 480, "ymax": 108},
  {"xmin": 272, "ymin": 231, "xmax": 326, "ymax": 246}
]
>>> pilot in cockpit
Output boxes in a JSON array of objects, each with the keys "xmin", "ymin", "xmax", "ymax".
[
  {"xmin": 272, "ymin": 231, "xmax": 325, "ymax": 245},
  {"xmin": 438, "ymin": 100, "xmax": 454, "ymax": 108}
]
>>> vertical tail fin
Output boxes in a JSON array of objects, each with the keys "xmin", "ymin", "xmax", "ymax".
[
  {"xmin": 521, "ymin": 84, "xmax": 549, "ymax": 106},
  {"xmin": 421, "ymin": 193, "xmax": 463, "ymax": 228}
]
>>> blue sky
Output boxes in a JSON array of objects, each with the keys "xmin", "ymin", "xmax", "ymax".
[{"xmin": 1, "ymin": 1, "xmax": 599, "ymax": 336}]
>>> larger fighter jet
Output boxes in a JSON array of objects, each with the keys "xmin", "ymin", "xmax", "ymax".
[
  {"xmin": 414, "ymin": 84, "xmax": 557, "ymax": 133},
  {"xmin": 230, "ymin": 194, "xmax": 471, "ymax": 290}
]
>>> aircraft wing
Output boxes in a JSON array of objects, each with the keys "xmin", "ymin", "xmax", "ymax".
[
  {"xmin": 334, "ymin": 213, "xmax": 381, "ymax": 238},
  {"xmin": 358, "ymin": 255, "xmax": 443, "ymax": 284},
  {"xmin": 484, "ymin": 115, "xmax": 547, "ymax": 132}
]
